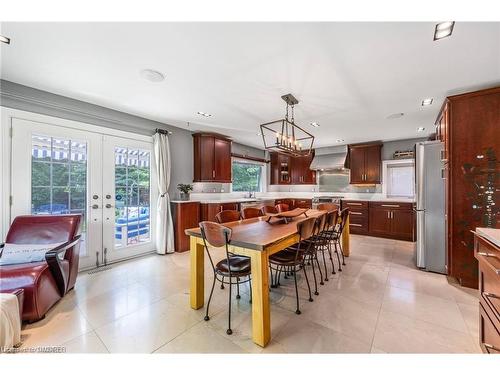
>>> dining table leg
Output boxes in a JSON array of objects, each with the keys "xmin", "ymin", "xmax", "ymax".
[
  {"xmin": 248, "ymin": 250, "xmax": 271, "ymax": 347},
  {"xmin": 190, "ymin": 236, "xmax": 205, "ymax": 309},
  {"xmin": 341, "ymin": 215, "xmax": 350, "ymax": 256}
]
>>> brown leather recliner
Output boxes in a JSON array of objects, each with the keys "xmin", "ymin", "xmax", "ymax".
[{"xmin": 0, "ymin": 215, "xmax": 82, "ymax": 322}]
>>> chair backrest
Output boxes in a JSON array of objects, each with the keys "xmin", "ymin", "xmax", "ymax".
[
  {"xmin": 215, "ymin": 210, "xmax": 241, "ymax": 224},
  {"xmin": 338, "ymin": 208, "xmax": 350, "ymax": 233},
  {"xmin": 199, "ymin": 221, "xmax": 232, "ymax": 248},
  {"xmin": 241, "ymin": 207, "xmax": 264, "ymax": 219},
  {"xmin": 262, "ymin": 205, "xmax": 278, "ymax": 214},
  {"xmin": 275, "ymin": 203, "xmax": 289, "ymax": 213},
  {"xmin": 6, "ymin": 214, "xmax": 82, "ymax": 292},
  {"xmin": 296, "ymin": 217, "xmax": 316, "ymax": 241},
  {"xmin": 314, "ymin": 213, "xmax": 327, "ymax": 235},
  {"xmin": 219, "ymin": 203, "xmax": 239, "ymax": 211},
  {"xmin": 317, "ymin": 203, "xmax": 339, "ymax": 212},
  {"xmin": 326, "ymin": 210, "xmax": 339, "ymax": 231}
]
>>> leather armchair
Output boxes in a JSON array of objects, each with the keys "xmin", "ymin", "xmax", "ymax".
[{"xmin": 0, "ymin": 215, "xmax": 82, "ymax": 322}]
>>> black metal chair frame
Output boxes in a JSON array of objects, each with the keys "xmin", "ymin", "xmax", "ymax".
[{"xmin": 200, "ymin": 224, "xmax": 252, "ymax": 335}]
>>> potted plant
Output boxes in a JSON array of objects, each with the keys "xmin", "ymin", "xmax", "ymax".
[{"xmin": 177, "ymin": 183, "xmax": 193, "ymax": 201}]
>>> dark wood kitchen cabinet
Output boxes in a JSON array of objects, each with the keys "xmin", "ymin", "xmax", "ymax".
[
  {"xmin": 368, "ymin": 202, "xmax": 415, "ymax": 241},
  {"xmin": 172, "ymin": 201, "xmax": 200, "ymax": 252},
  {"xmin": 437, "ymin": 86, "xmax": 500, "ymax": 289},
  {"xmin": 270, "ymin": 151, "xmax": 315, "ymax": 185},
  {"xmin": 193, "ymin": 133, "xmax": 232, "ymax": 183},
  {"xmin": 347, "ymin": 143, "xmax": 382, "ymax": 184}
]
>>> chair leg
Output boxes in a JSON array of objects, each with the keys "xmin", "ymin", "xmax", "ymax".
[
  {"xmin": 339, "ymin": 241, "xmax": 346, "ymax": 266},
  {"xmin": 204, "ymin": 276, "xmax": 216, "ymax": 321},
  {"xmin": 334, "ymin": 242, "xmax": 343, "ymax": 272},
  {"xmin": 249, "ymin": 277, "xmax": 252, "ymax": 304},
  {"xmin": 321, "ymin": 249, "xmax": 329, "ymax": 281},
  {"xmin": 227, "ymin": 277, "xmax": 233, "ymax": 335},
  {"xmin": 270, "ymin": 266, "xmax": 276, "ymax": 289},
  {"xmin": 327, "ymin": 242, "xmax": 336, "ymax": 275},
  {"xmin": 310, "ymin": 254, "xmax": 319, "ymax": 295},
  {"xmin": 236, "ymin": 277, "xmax": 241, "ymax": 299},
  {"xmin": 316, "ymin": 253, "xmax": 324, "ymax": 286},
  {"xmin": 220, "ymin": 276, "xmax": 225, "ymax": 289},
  {"xmin": 302, "ymin": 263, "xmax": 313, "ymax": 302},
  {"xmin": 293, "ymin": 269, "xmax": 301, "ymax": 315}
]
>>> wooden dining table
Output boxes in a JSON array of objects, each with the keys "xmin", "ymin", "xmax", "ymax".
[{"xmin": 185, "ymin": 208, "xmax": 350, "ymax": 347}]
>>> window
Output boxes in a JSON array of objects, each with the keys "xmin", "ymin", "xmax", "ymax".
[
  {"xmin": 232, "ymin": 160, "xmax": 263, "ymax": 192},
  {"xmin": 385, "ymin": 162, "xmax": 415, "ymax": 198}
]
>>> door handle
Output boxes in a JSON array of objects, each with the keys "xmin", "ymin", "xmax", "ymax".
[
  {"xmin": 92, "ymin": 204, "xmax": 99, "ymax": 209},
  {"xmin": 105, "ymin": 203, "xmax": 113, "ymax": 208}
]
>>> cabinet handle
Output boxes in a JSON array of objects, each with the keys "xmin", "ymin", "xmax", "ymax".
[
  {"xmin": 350, "ymin": 212, "xmax": 362, "ymax": 215},
  {"xmin": 347, "ymin": 203, "xmax": 362, "ymax": 206},
  {"xmin": 213, "ymin": 170, "xmax": 215, "ymax": 178},
  {"xmin": 391, "ymin": 211, "xmax": 394, "ymax": 219},
  {"xmin": 477, "ymin": 252, "xmax": 500, "ymax": 274},
  {"xmin": 350, "ymin": 223, "xmax": 362, "ymax": 227},
  {"xmin": 381, "ymin": 204, "xmax": 400, "ymax": 208},
  {"xmin": 387, "ymin": 211, "xmax": 390, "ymax": 219}
]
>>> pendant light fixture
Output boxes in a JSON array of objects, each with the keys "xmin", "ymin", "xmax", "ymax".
[{"xmin": 260, "ymin": 94, "xmax": 315, "ymax": 156}]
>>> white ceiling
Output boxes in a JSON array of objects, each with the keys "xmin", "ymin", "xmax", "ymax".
[{"xmin": 1, "ymin": 22, "xmax": 499, "ymax": 148}]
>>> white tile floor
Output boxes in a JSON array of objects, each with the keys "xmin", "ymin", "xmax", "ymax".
[{"xmin": 18, "ymin": 235, "xmax": 482, "ymax": 353}]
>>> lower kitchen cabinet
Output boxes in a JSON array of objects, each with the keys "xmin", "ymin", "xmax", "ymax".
[
  {"xmin": 200, "ymin": 202, "xmax": 241, "ymax": 222},
  {"xmin": 342, "ymin": 200, "xmax": 415, "ymax": 241},
  {"xmin": 172, "ymin": 201, "xmax": 200, "ymax": 252}
]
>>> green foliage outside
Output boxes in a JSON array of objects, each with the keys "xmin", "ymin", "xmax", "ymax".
[{"xmin": 232, "ymin": 162, "xmax": 262, "ymax": 192}]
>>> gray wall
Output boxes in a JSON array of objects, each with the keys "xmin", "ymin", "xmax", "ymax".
[
  {"xmin": 0, "ymin": 79, "xmax": 193, "ymax": 198},
  {"xmin": 232, "ymin": 142, "xmax": 266, "ymax": 160}
]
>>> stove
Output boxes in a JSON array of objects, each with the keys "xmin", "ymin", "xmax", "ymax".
[{"xmin": 312, "ymin": 195, "xmax": 344, "ymax": 209}]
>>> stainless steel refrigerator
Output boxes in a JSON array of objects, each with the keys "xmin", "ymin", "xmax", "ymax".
[{"xmin": 415, "ymin": 141, "xmax": 446, "ymax": 273}]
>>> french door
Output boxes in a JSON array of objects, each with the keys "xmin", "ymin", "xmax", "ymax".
[{"xmin": 10, "ymin": 118, "xmax": 157, "ymax": 270}]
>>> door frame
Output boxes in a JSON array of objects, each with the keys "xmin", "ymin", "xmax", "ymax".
[{"xmin": 0, "ymin": 107, "xmax": 157, "ymax": 263}]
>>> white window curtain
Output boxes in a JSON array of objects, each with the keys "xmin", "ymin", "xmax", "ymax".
[{"xmin": 153, "ymin": 131, "xmax": 175, "ymax": 254}]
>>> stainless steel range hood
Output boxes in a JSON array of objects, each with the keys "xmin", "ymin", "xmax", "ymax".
[{"xmin": 310, "ymin": 150, "xmax": 348, "ymax": 171}]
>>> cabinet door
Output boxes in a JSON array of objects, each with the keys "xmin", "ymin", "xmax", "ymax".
[
  {"xmin": 349, "ymin": 147, "xmax": 365, "ymax": 184},
  {"xmin": 199, "ymin": 136, "xmax": 215, "ymax": 181},
  {"xmin": 391, "ymin": 209, "xmax": 415, "ymax": 241},
  {"xmin": 303, "ymin": 154, "xmax": 316, "ymax": 184},
  {"xmin": 369, "ymin": 207, "xmax": 392, "ymax": 236},
  {"xmin": 270, "ymin": 153, "xmax": 279, "ymax": 185},
  {"xmin": 291, "ymin": 156, "xmax": 304, "ymax": 184},
  {"xmin": 214, "ymin": 138, "xmax": 232, "ymax": 182},
  {"xmin": 364, "ymin": 145, "xmax": 382, "ymax": 183},
  {"xmin": 278, "ymin": 154, "xmax": 291, "ymax": 184}
]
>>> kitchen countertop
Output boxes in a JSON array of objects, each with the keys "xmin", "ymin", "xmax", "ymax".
[
  {"xmin": 172, "ymin": 196, "xmax": 415, "ymax": 204},
  {"xmin": 476, "ymin": 227, "xmax": 500, "ymax": 248}
]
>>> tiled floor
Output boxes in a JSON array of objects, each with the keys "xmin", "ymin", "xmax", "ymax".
[{"xmin": 18, "ymin": 235, "xmax": 481, "ymax": 353}]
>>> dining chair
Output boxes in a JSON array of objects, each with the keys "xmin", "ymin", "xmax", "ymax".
[
  {"xmin": 241, "ymin": 207, "xmax": 264, "ymax": 219},
  {"xmin": 304, "ymin": 214, "xmax": 327, "ymax": 292},
  {"xmin": 268, "ymin": 217, "xmax": 316, "ymax": 314},
  {"xmin": 262, "ymin": 205, "xmax": 278, "ymax": 215},
  {"xmin": 331, "ymin": 208, "xmax": 349, "ymax": 269},
  {"xmin": 199, "ymin": 221, "xmax": 252, "ymax": 335},
  {"xmin": 317, "ymin": 203, "xmax": 339, "ymax": 212},
  {"xmin": 215, "ymin": 210, "xmax": 241, "ymax": 224},
  {"xmin": 313, "ymin": 210, "xmax": 339, "ymax": 278},
  {"xmin": 219, "ymin": 203, "xmax": 239, "ymax": 211},
  {"xmin": 275, "ymin": 203, "xmax": 290, "ymax": 213}
]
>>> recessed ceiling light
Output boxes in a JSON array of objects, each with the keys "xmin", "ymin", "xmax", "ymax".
[
  {"xmin": 336, "ymin": 139, "xmax": 345, "ymax": 143},
  {"xmin": 434, "ymin": 21, "xmax": 455, "ymax": 41},
  {"xmin": 140, "ymin": 69, "xmax": 165, "ymax": 83},
  {"xmin": 197, "ymin": 111, "xmax": 212, "ymax": 117},
  {"xmin": 421, "ymin": 98, "xmax": 433, "ymax": 106},
  {"xmin": 0, "ymin": 35, "xmax": 10, "ymax": 44},
  {"xmin": 310, "ymin": 122, "xmax": 320, "ymax": 127},
  {"xmin": 387, "ymin": 113, "xmax": 404, "ymax": 119},
  {"xmin": 417, "ymin": 127, "xmax": 426, "ymax": 132}
]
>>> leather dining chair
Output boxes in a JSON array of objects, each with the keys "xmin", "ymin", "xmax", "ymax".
[
  {"xmin": 0, "ymin": 214, "xmax": 82, "ymax": 322},
  {"xmin": 200, "ymin": 221, "xmax": 252, "ymax": 335},
  {"xmin": 275, "ymin": 203, "xmax": 290, "ymax": 213},
  {"xmin": 262, "ymin": 205, "xmax": 278, "ymax": 215},
  {"xmin": 268, "ymin": 217, "xmax": 316, "ymax": 314},
  {"xmin": 215, "ymin": 210, "xmax": 241, "ymax": 224},
  {"xmin": 317, "ymin": 203, "xmax": 339, "ymax": 212},
  {"xmin": 241, "ymin": 207, "xmax": 264, "ymax": 220}
]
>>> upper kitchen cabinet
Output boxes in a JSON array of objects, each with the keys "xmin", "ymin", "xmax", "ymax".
[
  {"xmin": 193, "ymin": 133, "xmax": 232, "ymax": 183},
  {"xmin": 270, "ymin": 151, "xmax": 315, "ymax": 185},
  {"xmin": 346, "ymin": 142, "xmax": 382, "ymax": 184}
]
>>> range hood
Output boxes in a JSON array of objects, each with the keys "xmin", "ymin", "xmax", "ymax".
[{"xmin": 310, "ymin": 150, "xmax": 348, "ymax": 171}]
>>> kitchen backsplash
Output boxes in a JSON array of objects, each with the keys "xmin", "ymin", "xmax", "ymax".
[{"xmin": 318, "ymin": 170, "xmax": 381, "ymax": 193}]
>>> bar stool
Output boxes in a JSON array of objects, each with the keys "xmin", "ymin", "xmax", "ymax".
[{"xmin": 200, "ymin": 221, "xmax": 252, "ymax": 335}]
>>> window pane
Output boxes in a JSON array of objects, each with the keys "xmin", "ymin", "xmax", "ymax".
[
  {"xmin": 232, "ymin": 161, "xmax": 262, "ymax": 192},
  {"xmin": 32, "ymin": 187, "xmax": 51, "ymax": 214},
  {"xmin": 52, "ymin": 163, "xmax": 69, "ymax": 186},
  {"xmin": 32, "ymin": 161, "xmax": 50, "ymax": 186},
  {"xmin": 387, "ymin": 164, "xmax": 415, "ymax": 197},
  {"xmin": 52, "ymin": 138, "xmax": 70, "ymax": 162}
]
